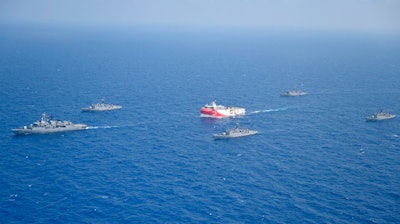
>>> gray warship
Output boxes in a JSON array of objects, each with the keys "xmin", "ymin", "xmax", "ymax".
[
  {"xmin": 213, "ymin": 124, "xmax": 257, "ymax": 139},
  {"xmin": 81, "ymin": 99, "xmax": 122, "ymax": 112},
  {"xmin": 12, "ymin": 113, "xmax": 87, "ymax": 135},
  {"xmin": 280, "ymin": 89, "xmax": 307, "ymax": 97},
  {"xmin": 366, "ymin": 110, "xmax": 396, "ymax": 121}
]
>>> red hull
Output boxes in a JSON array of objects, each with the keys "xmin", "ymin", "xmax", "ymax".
[{"xmin": 200, "ymin": 108, "xmax": 225, "ymax": 117}]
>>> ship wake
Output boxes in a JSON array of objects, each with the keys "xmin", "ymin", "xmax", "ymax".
[
  {"xmin": 86, "ymin": 125, "xmax": 120, "ymax": 130},
  {"xmin": 249, "ymin": 107, "xmax": 288, "ymax": 114}
]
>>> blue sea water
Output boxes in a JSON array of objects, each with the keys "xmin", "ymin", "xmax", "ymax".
[{"xmin": 1, "ymin": 26, "xmax": 400, "ymax": 223}]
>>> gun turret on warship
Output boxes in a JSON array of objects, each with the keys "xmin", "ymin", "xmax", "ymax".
[
  {"xmin": 81, "ymin": 99, "xmax": 122, "ymax": 112},
  {"xmin": 12, "ymin": 113, "xmax": 87, "ymax": 135}
]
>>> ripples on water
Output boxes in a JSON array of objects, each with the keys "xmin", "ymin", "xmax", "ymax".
[{"xmin": 0, "ymin": 28, "xmax": 399, "ymax": 223}]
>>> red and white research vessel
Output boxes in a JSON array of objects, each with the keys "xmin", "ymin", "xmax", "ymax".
[{"xmin": 200, "ymin": 100, "xmax": 246, "ymax": 118}]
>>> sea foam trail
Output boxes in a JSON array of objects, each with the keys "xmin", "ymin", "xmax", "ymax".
[
  {"xmin": 86, "ymin": 124, "xmax": 137, "ymax": 130},
  {"xmin": 249, "ymin": 107, "xmax": 288, "ymax": 114},
  {"xmin": 86, "ymin": 125, "xmax": 119, "ymax": 130}
]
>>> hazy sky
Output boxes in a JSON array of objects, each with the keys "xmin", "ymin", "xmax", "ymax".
[{"xmin": 1, "ymin": 0, "xmax": 399, "ymax": 34}]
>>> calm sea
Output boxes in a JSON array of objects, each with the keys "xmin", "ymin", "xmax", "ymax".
[{"xmin": 1, "ymin": 26, "xmax": 399, "ymax": 223}]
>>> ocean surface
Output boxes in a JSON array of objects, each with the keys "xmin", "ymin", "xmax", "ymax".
[{"xmin": 1, "ymin": 26, "xmax": 399, "ymax": 223}]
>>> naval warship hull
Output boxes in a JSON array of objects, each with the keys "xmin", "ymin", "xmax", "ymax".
[
  {"xmin": 366, "ymin": 114, "xmax": 396, "ymax": 121},
  {"xmin": 12, "ymin": 124, "xmax": 87, "ymax": 135},
  {"xmin": 81, "ymin": 106, "xmax": 122, "ymax": 112},
  {"xmin": 213, "ymin": 130, "xmax": 258, "ymax": 139},
  {"xmin": 280, "ymin": 91, "xmax": 307, "ymax": 97}
]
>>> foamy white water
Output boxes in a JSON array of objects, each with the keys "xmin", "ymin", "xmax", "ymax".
[{"xmin": 249, "ymin": 107, "xmax": 288, "ymax": 114}]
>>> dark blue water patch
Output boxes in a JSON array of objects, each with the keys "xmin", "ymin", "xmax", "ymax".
[{"xmin": 1, "ymin": 27, "xmax": 400, "ymax": 223}]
